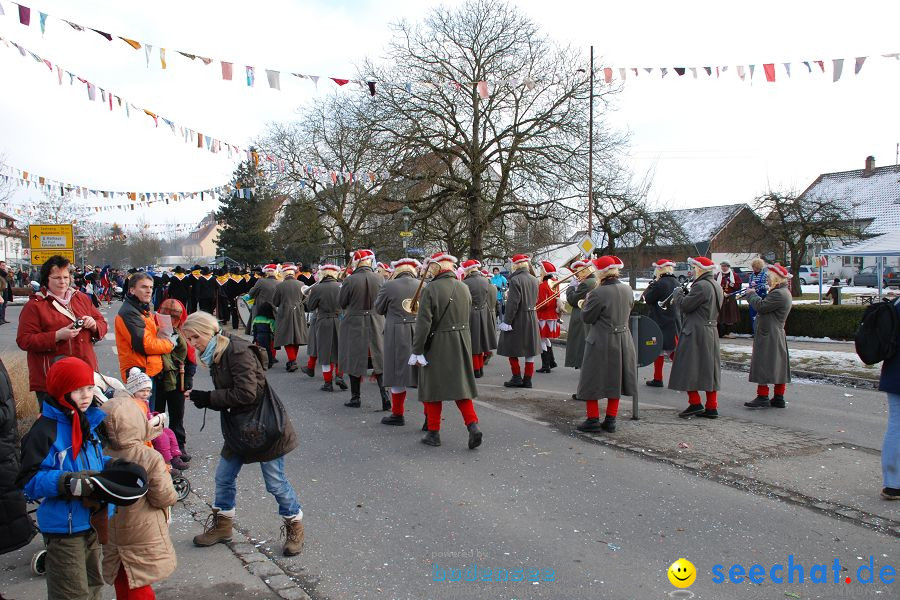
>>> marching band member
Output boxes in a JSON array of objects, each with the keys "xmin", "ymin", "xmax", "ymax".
[
  {"xmin": 375, "ymin": 258, "xmax": 421, "ymax": 425},
  {"xmin": 744, "ymin": 263, "xmax": 793, "ymax": 409},
  {"xmin": 409, "ymin": 252, "xmax": 482, "ymax": 449},
  {"xmin": 482, "ymin": 269, "xmax": 498, "ymax": 366},
  {"xmin": 273, "ymin": 263, "xmax": 308, "ymax": 372},
  {"xmin": 303, "ymin": 264, "xmax": 346, "ymax": 391},
  {"xmin": 375, "ymin": 262, "xmax": 392, "ymax": 282},
  {"xmin": 498, "ymin": 254, "xmax": 541, "ymax": 388},
  {"xmin": 536, "ymin": 261, "xmax": 561, "ymax": 373},
  {"xmin": 564, "ymin": 260, "xmax": 598, "ymax": 380},
  {"xmin": 339, "ymin": 250, "xmax": 389, "ymax": 410},
  {"xmin": 668, "ymin": 256, "xmax": 724, "ymax": 419},
  {"xmin": 462, "ymin": 260, "xmax": 498, "ymax": 378},
  {"xmin": 643, "ymin": 258, "xmax": 679, "ymax": 388},
  {"xmin": 575, "ymin": 256, "xmax": 637, "ymax": 433}
]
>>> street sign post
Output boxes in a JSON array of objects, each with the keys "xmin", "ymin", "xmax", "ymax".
[
  {"xmin": 29, "ymin": 224, "xmax": 75, "ymax": 265},
  {"xmin": 577, "ymin": 235, "xmax": 595, "ymax": 257}
]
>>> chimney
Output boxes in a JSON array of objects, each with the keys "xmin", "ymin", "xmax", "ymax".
[{"xmin": 863, "ymin": 155, "xmax": 875, "ymax": 176}]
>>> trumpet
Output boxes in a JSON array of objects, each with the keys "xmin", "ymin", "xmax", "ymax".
[
  {"xmin": 401, "ymin": 262, "xmax": 437, "ymax": 315},
  {"xmin": 659, "ymin": 281, "xmax": 691, "ymax": 311},
  {"xmin": 725, "ymin": 287, "xmax": 754, "ymax": 299}
]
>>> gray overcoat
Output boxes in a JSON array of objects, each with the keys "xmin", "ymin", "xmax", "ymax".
[
  {"xmin": 272, "ymin": 277, "xmax": 308, "ymax": 347},
  {"xmin": 668, "ymin": 273, "xmax": 724, "ymax": 392},
  {"xmin": 463, "ymin": 273, "xmax": 498, "ymax": 355},
  {"xmin": 747, "ymin": 283, "xmax": 792, "ymax": 384},
  {"xmin": 564, "ymin": 275, "xmax": 598, "ymax": 368},
  {"xmin": 306, "ymin": 277, "xmax": 341, "ymax": 364},
  {"xmin": 411, "ymin": 271, "xmax": 478, "ymax": 403},
  {"xmin": 244, "ymin": 275, "xmax": 279, "ymax": 335},
  {"xmin": 497, "ymin": 269, "xmax": 541, "ymax": 358},
  {"xmin": 374, "ymin": 272, "xmax": 419, "ymax": 388},
  {"xmin": 575, "ymin": 278, "xmax": 637, "ymax": 400},
  {"xmin": 338, "ymin": 266, "xmax": 385, "ymax": 377}
]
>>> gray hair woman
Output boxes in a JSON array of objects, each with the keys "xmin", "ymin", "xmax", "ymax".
[{"xmin": 181, "ymin": 311, "xmax": 304, "ymax": 556}]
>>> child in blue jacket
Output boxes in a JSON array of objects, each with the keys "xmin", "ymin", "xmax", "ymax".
[{"xmin": 17, "ymin": 356, "xmax": 112, "ymax": 600}]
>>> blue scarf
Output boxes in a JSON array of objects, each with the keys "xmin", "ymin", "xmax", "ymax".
[{"xmin": 200, "ymin": 336, "xmax": 217, "ymax": 366}]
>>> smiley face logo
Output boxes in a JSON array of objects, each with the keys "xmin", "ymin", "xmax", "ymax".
[{"xmin": 668, "ymin": 558, "xmax": 696, "ymax": 588}]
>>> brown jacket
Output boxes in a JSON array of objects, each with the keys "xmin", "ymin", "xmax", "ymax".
[
  {"xmin": 101, "ymin": 395, "xmax": 177, "ymax": 589},
  {"xmin": 210, "ymin": 335, "xmax": 298, "ymax": 463}
]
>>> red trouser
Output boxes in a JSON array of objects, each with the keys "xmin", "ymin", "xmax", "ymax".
[
  {"xmin": 757, "ymin": 384, "xmax": 786, "ymax": 396},
  {"xmin": 510, "ymin": 358, "xmax": 535, "ymax": 377},
  {"xmin": 115, "ymin": 565, "xmax": 155, "ymax": 599},
  {"xmin": 391, "ymin": 391, "xmax": 406, "ymax": 416},
  {"xmin": 307, "ymin": 356, "xmax": 317, "ymax": 369},
  {"xmin": 688, "ymin": 391, "xmax": 718, "ymax": 409},
  {"xmin": 472, "ymin": 354, "xmax": 484, "ymax": 370},
  {"xmin": 424, "ymin": 399, "xmax": 478, "ymax": 431},
  {"xmin": 285, "ymin": 345, "xmax": 299, "ymax": 362},
  {"xmin": 586, "ymin": 398, "xmax": 619, "ymax": 418}
]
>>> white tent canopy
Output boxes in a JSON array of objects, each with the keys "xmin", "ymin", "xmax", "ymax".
[
  {"xmin": 821, "ymin": 230, "xmax": 900, "ymax": 257},
  {"xmin": 821, "ymin": 230, "xmax": 900, "ymax": 299}
]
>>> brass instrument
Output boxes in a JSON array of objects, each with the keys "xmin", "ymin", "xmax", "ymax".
[
  {"xmin": 659, "ymin": 281, "xmax": 691, "ymax": 311},
  {"xmin": 401, "ymin": 262, "xmax": 436, "ymax": 315},
  {"xmin": 534, "ymin": 263, "xmax": 595, "ymax": 311}
]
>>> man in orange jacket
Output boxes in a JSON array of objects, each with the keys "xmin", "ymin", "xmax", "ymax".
[{"xmin": 115, "ymin": 272, "xmax": 175, "ymax": 410}]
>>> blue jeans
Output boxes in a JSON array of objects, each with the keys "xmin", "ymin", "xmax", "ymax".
[
  {"xmin": 214, "ymin": 454, "xmax": 301, "ymax": 517},
  {"xmin": 884, "ymin": 393, "xmax": 900, "ymax": 489}
]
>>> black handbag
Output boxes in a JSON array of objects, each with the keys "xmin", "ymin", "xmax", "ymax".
[{"xmin": 221, "ymin": 381, "xmax": 286, "ymax": 457}]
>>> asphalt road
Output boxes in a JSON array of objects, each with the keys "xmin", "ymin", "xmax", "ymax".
[{"xmin": 1, "ymin": 301, "xmax": 895, "ymax": 599}]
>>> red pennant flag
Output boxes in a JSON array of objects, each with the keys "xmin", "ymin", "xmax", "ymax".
[
  {"xmin": 603, "ymin": 68, "xmax": 612, "ymax": 83},
  {"xmin": 331, "ymin": 78, "xmax": 350, "ymax": 86},
  {"xmin": 815, "ymin": 60, "xmax": 825, "ymax": 72},
  {"xmin": 221, "ymin": 62, "xmax": 233, "ymax": 80},
  {"xmin": 18, "ymin": 5, "xmax": 31, "ymax": 26},
  {"xmin": 763, "ymin": 63, "xmax": 775, "ymax": 82}
]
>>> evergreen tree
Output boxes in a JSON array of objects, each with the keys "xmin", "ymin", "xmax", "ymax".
[{"xmin": 216, "ymin": 156, "xmax": 277, "ymax": 264}]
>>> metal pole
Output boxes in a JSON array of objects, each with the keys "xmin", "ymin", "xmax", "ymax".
[
  {"xmin": 587, "ymin": 46, "xmax": 594, "ymax": 240},
  {"xmin": 878, "ymin": 255, "xmax": 884, "ymax": 301},
  {"xmin": 818, "ymin": 262, "xmax": 823, "ymax": 304},
  {"xmin": 631, "ymin": 314, "xmax": 640, "ymax": 420}
]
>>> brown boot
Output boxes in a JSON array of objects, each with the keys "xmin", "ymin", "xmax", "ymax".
[
  {"xmin": 281, "ymin": 516, "xmax": 305, "ymax": 557},
  {"xmin": 193, "ymin": 509, "xmax": 233, "ymax": 547}
]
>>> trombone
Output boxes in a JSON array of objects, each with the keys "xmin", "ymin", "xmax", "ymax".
[{"xmin": 534, "ymin": 263, "xmax": 595, "ymax": 311}]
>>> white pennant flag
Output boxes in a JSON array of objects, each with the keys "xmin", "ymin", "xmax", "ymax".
[
  {"xmin": 144, "ymin": 44, "xmax": 152, "ymax": 68},
  {"xmin": 266, "ymin": 69, "xmax": 281, "ymax": 90},
  {"xmin": 833, "ymin": 58, "xmax": 844, "ymax": 82}
]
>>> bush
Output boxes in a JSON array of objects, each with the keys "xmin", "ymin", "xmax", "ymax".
[{"xmin": 633, "ymin": 302, "xmax": 865, "ymax": 340}]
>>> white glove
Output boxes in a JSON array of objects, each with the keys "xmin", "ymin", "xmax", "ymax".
[
  {"xmin": 149, "ymin": 413, "xmax": 169, "ymax": 429},
  {"xmin": 499, "ymin": 322, "xmax": 513, "ymax": 332},
  {"xmin": 408, "ymin": 354, "xmax": 428, "ymax": 366}
]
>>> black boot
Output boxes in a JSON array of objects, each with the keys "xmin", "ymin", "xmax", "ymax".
[
  {"xmin": 300, "ymin": 366, "xmax": 315, "ymax": 378},
  {"xmin": 646, "ymin": 379, "xmax": 664, "ymax": 388},
  {"xmin": 576, "ymin": 418, "xmax": 603, "ymax": 433},
  {"xmin": 548, "ymin": 346, "xmax": 557, "ymax": 368},
  {"xmin": 422, "ymin": 419, "xmax": 428, "ymax": 432},
  {"xmin": 345, "ymin": 376, "xmax": 361, "ymax": 407},
  {"xmin": 320, "ymin": 381, "xmax": 334, "ymax": 392},
  {"xmin": 375, "ymin": 374, "xmax": 390, "ymax": 411},
  {"xmin": 421, "ymin": 430, "xmax": 441, "ymax": 446},
  {"xmin": 381, "ymin": 414, "xmax": 405, "ymax": 426},
  {"xmin": 520, "ymin": 376, "xmax": 533, "ymax": 389},
  {"xmin": 474, "ymin": 368, "xmax": 483, "ymax": 379},
  {"xmin": 504, "ymin": 374, "xmax": 523, "ymax": 387},
  {"xmin": 600, "ymin": 416, "xmax": 617, "ymax": 433},
  {"xmin": 744, "ymin": 395, "xmax": 771, "ymax": 409},
  {"xmin": 536, "ymin": 351, "xmax": 551, "ymax": 373},
  {"xmin": 335, "ymin": 376, "xmax": 348, "ymax": 390},
  {"xmin": 467, "ymin": 422, "xmax": 483, "ymax": 449},
  {"xmin": 287, "ymin": 360, "xmax": 298, "ymax": 372},
  {"xmin": 679, "ymin": 404, "xmax": 705, "ymax": 418},
  {"xmin": 770, "ymin": 395, "xmax": 786, "ymax": 408}
]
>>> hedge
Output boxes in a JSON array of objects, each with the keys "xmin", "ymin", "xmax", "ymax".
[{"xmin": 632, "ymin": 302, "xmax": 865, "ymax": 340}]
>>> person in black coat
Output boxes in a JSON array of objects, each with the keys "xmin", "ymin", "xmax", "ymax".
[
  {"xmin": 0, "ymin": 357, "xmax": 36, "ymax": 555},
  {"xmin": 642, "ymin": 259, "xmax": 680, "ymax": 387}
]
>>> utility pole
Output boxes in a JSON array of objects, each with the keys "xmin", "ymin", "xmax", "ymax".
[{"xmin": 587, "ymin": 46, "xmax": 594, "ymax": 240}]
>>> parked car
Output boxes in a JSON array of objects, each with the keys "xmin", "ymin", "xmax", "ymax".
[
  {"xmin": 850, "ymin": 265, "xmax": 899, "ymax": 288},
  {"xmin": 672, "ymin": 262, "xmax": 692, "ymax": 283},
  {"xmin": 794, "ymin": 266, "xmax": 820, "ymax": 286},
  {"xmin": 730, "ymin": 267, "xmax": 750, "ymax": 284}
]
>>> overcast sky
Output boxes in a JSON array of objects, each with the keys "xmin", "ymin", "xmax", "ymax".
[{"xmin": 1, "ymin": 0, "xmax": 899, "ymax": 233}]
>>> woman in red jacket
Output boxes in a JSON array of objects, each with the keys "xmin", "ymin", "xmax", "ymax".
[
  {"xmin": 16, "ymin": 255, "xmax": 107, "ymax": 408},
  {"xmin": 536, "ymin": 261, "xmax": 561, "ymax": 373}
]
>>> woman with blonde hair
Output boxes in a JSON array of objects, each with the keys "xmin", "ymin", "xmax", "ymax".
[
  {"xmin": 744, "ymin": 263, "xmax": 793, "ymax": 409},
  {"xmin": 181, "ymin": 311, "xmax": 304, "ymax": 557},
  {"xmin": 747, "ymin": 257, "xmax": 768, "ymax": 334}
]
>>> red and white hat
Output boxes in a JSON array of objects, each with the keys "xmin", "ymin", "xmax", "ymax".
[
  {"xmin": 510, "ymin": 254, "xmax": 530, "ymax": 264},
  {"xmin": 609, "ymin": 256, "xmax": 625, "ymax": 269},
  {"xmin": 376, "ymin": 262, "xmax": 390, "ymax": 271},
  {"xmin": 481, "ymin": 269, "xmax": 490, "ymax": 277},
  {"xmin": 281, "ymin": 262, "xmax": 297, "ymax": 273},
  {"xmin": 688, "ymin": 256, "xmax": 715, "ymax": 271},
  {"xmin": 652, "ymin": 258, "xmax": 676, "ymax": 269},
  {"xmin": 570, "ymin": 260, "xmax": 589, "ymax": 271},
  {"xmin": 540, "ymin": 261, "xmax": 557, "ymax": 275},
  {"xmin": 461, "ymin": 259, "xmax": 482, "ymax": 272},
  {"xmin": 427, "ymin": 251, "xmax": 458, "ymax": 265},
  {"xmin": 263, "ymin": 263, "xmax": 278, "ymax": 273},
  {"xmin": 767, "ymin": 263, "xmax": 792, "ymax": 279},
  {"xmin": 591, "ymin": 255, "xmax": 618, "ymax": 274},
  {"xmin": 319, "ymin": 263, "xmax": 341, "ymax": 272},
  {"xmin": 352, "ymin": 249, "xmax": 375, "ymax": 263},
  {"xmin": 391, "ymin": 258, "xmax": 420, "ymax": 270}
]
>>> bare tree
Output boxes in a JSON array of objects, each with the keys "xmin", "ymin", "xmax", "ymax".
[
  {"xmin": 0, "ymin": 154, "xmax": 14, "ymax": 207},
  {"xmin": 756, "ymin": 190, "xmax": 861, "ymax": 296},
  {"xmin": 363, "ymin": 0, "xmax": 621, "ymax": 259}
]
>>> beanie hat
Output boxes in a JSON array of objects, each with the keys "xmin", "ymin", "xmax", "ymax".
[
  {"xmin": 46, "ymin": 357, "xmax": 96, "ymax": 459},
  {"xmin": 125, "ymin": 367, "xmax": 152, "ymax": 396}
]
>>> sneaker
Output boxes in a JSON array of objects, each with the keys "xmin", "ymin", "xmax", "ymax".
[
  {"xmin": 744, "ymin": 395, "xmax": 771, "ymax": 409},
  {"xmin": 679, "ymin": 404, "xmax": 705, "ymax": 418},
  {"xmin": 881, "ymin": 487, "xmax": 900, "ymax": 501},
  {"xmin": 646, "ymin": 379, "xmax": 664, "ymax": 388}
]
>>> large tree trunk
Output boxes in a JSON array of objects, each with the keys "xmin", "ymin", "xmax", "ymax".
[{"xmin": 467, "ymin": 190, "xmax": 484, "ymax": 260}]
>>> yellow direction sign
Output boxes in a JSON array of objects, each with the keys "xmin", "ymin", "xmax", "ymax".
[
  {"xmin": 399, "ymin": 231, "xmax": 414, "ymax": 237},
  {"xmin": 578, "ymin": 235, "xmax": 595, "ymax": 257},
  {"xmin": 31, "ymin": 249, "xmax": 75, "ymax": 265}
]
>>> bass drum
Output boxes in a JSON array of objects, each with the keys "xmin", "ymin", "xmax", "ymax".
[{"xmin": 238, "ymin": 298, "xmax": 252, "ymax": 327}]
